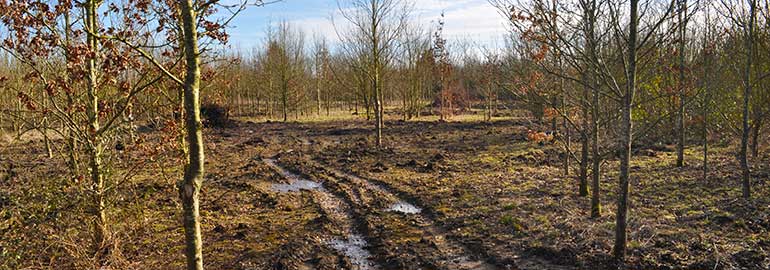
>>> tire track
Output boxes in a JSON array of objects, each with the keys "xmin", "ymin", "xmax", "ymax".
[
  {"xmin": 274, "ymin": 152, "xmax": 499, "ymax": 270},
  {"xmin": 314, "ymin": 160, "xmax": 574, "ymax": 270},
  {"xmin": 264, "ymin": 158, "xmax": 379, "ymax": 270},
  {"xmin": 316, "ymin": 161, "xmax": 499, "ymax": 270}
]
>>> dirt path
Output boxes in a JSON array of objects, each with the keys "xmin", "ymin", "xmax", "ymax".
[
  {"xmin": 321, "ymin": 164, "xmax": 498, "ymax": 270},
  {"xmin": 264, "ymin": 158, "xmax": 379, "ymax": 270},
  {"xmin": 318, "ymin": 161, "xmax": 575, "ymax": 270},
  {"xmin": 265, "ymin": 151, "xmax": 500, "ymax": 270}
]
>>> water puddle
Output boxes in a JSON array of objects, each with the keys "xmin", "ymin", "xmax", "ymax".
[
  {"xmin": 264, "ymin": 158, "xmax": 378, "ymax": 269},
  {"xmin": 387, "ymin": 201, "xmax": 422, "ymax": 214},
  {"xmin": 271, "ymin": 180, "xmax": 324, "ymax": 192},
  {"xmin": 328, "ymin": 234, "xmax": 376, "ymax": 270},
  {"xmin": 325, "ymin": 167, "xmax": 422, "ymax": 215},
  {"xmin": 264, "ymin": 158, "xmax": 326, "ymax": 192}
]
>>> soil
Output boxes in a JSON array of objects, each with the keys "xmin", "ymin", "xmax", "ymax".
[{"xmin": 1, "ymin": 117, "xmax": 769, "ymax": 269}]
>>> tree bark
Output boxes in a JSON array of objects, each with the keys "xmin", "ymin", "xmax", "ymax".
[
  {"xmin": 590, "ymin": 80, "xmax": 601, "ymax": 218},
  {"xmin": 585, "ymin": 0, "xmax": 600, "ymax": 216},
  {"xmin": 676, "ymin": 0, "xmax": 687, "ymax": 167},
  {"xmin": 85, "ymin": 0, "xmax": 107, "ymax": 261},
  {"xmin": 371, "ymin": 0, "xmax": 383, "ymax": 147},
  {"xmin": 179, "ymin": 1, "xmax": 205, "ymax": 269},
  {"xmin": 750, "ymin": 117, "xmax": 761, "ymax": 158},
  {"xmin": 579, "ymin": 72, "xmax": 589, "ymax": 197},
  {"xmin": 702, "ymin": 44, "xmax": 710, "ymax": 181},
  {"xmin": 613, "ymin": 0, "xmax": 637, "ymax": 261},
  {"xmin": 739, "ymin": 0, "xmax": 755, "ymax": 200}
]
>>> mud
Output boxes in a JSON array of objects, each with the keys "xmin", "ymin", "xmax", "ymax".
[
  {"xmin": 264, "ymin": 157, "xmax": 379, "ymax": 270},
  {"xmin": 6, "ymin": 117, "xmax": 767, "ymax": 269},
  {"xmin": 264, "ymin": 158, "xmax": 325, "ymax": 193}
]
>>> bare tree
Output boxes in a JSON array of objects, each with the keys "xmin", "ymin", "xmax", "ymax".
[
  {"xmin": 740, "ymin": 0, "xmax": 756, "ymax": 199},
  {"xmin": 611, "ymin": 0, "xmax": 676, "ymax": 261},
  {"xmin": 336, "ymin": 0, "xmax": 410, "ymax": 147},
  {"xmin": 399, "ymin": 22, "xmax": 433, "ymax": 120},
  {"xmin": 312, "ymin": 35, "xmax": 331, "ymax": 116}
]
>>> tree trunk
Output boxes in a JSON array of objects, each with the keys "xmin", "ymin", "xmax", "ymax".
[
  {"xmin": 676, "ymin": 0, "xmax": 687, "ymax": 167},
  {"xmin": 560, "ymin": 59, "xmax": 569, "ymax": 177},
  {"xmin": 703, "ymin": 97, "xmax": 708, "ymax": 180},
  {"xmin": 317, "ymin": 73, "xmax": 322, "ymax": 116},
  {"xmin": 179, "ymin": 1, "xmax": 205, "ymax": 269},
  {"xmin": 579, "ymin": 73, "xmax": 589, "ymax": 197},
  {"xmin": 371, "ymin": 0, "xmax": 383, "ymax": 148},
  {"xmin": 590, "ymin": 82, "xmax": 601, "ymax": 218},
  {"xmin": 85, "ymin": 0, "xmax": 107, "ymax": 261},
  {"xmin": 282, "ymin": 91, "xmax": 288, "ymax": 122},
  {"xmin": 42, "ymin": 118, "xmax": 53, "ymax": 158},
  {"xmin": 588, "ymin": 1, "xmax": 601, "ymax": 216},
  {"xmin": 374, "ymin": 70, "xmax": 383, "ymax": 147},
  {"xmin": 739, "ymin": 0, "xmax": 755, "ymax": 200},
  {"xmin": 613, "ymin": 0, "xmax": 637, "ymax": 261},
  {"xmin": 750, "ymin": 117, "xmax": 761, "ymax": 158},
  {"xmin": 63, "ymin": 1, "xmax": 77, "ymax": 176}
]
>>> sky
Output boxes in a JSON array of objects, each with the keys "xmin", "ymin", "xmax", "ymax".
[{"xmin": 222, "ymin": 0, "xmax": 511, "ymax": 51}]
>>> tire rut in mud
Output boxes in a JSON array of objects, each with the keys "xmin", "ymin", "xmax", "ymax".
[
  {"xmin": 264, "ymin": 158, "xmax": 379, "ymax": 270},
  {"xmin": 273, "ymin": 154, "xmax": 499, "ymax": 270},
  {"xmin": 314, "ymin": 160, "xmax": 577, "ymax": 270}
]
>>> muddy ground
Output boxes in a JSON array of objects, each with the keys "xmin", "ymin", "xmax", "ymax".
[{"xmin": 1, "ymin": 116, "xmax": 769, "ymax": 269}]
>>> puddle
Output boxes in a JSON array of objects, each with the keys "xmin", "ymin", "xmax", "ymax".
[
  {"xmin": 325, "ymin": 167, "xmax": 422, "ymax": 215},
  {"xmin": 328, "ymin": 234, "xmax": 376, "ymax": 270},
  {"xmin": 264, "ymin": 158, "xmax": 326, "ymax": 192},
  {"xmin": 271, "ymin": 180, "xmax": 324, "ymax": 192},
  {"xmin": 264, "ymin": 158, "xmax": 378, "ymax": 269},
  {"xmin": 387, "ymin": 201, "xmax": 422, "ymax": 214}
]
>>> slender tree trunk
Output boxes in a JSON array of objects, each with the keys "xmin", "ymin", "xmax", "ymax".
[
  {"xmin": 751, "ymin": 117, "xmax": 761, "ymax": 158},
  {"xmin": 487, "ymin": 88, "xmax": 493, "ymax": 122},
  {"xmin": 282, "ymin": 83, "xmax": 288, "ymax": 122},
  {"xmin": 371, "ymin": 0, "xmax": 383, "ymax": 147},
  {"xmin": 613, "ymin": 0, "xmax": 637, "ymax": 261},
  {"xmin": 739, "ymin": 0, "xmax": 755, "ymax": 200},
  {"xmin": 85, "ymin": 0, "xmax": 107, "ymax": 261},
  {"xmin": 676, "ymin": 0, "xmax": 687, "ymax": 167},
  {"xmin": 590, "ymin": 82, "xmax": 601, "ymax": 218},
  {"xmin": 703, "ymin": 51, "xmax": 710, "ymax": 181},
  {"xmin": 579, "ymin": 73, "xmax": 589, "ymax": 197},
  {"xmin": 374, "ymin": 71, "xmax": 383, "ymax": 146},
  {"xmin": 42, "ymin": 118, "xmax": 53, "ymax": 158},
  {"xmin": 317, "ymin": 77, "xmax": 322, "ymax": 117},
  {"xmin": 589, "ymin": 33, "xmax": 601, "ymax": 218},
  {"xmin": 559, "ymin": 59, "xmax": 569, "ymax": 176},
  {"xmin": 65, "ymin": 9, "xmax": 79, "ymax": 176},
  {"xmin": 236, "ymin": 91, "xmax": 242, "ymax": 116},
  {"xmin": 179, "ymin": 1, "xmax": 205, "ymax": 269},
  {"xmin": 13, "ymin": 99, "xmax": 21, "ymax": 137}
]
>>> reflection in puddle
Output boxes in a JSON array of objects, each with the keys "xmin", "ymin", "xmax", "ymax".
[
  {"xmin": 387, "ymin": 201, "xmax": 422, "ymax": 214},
  {"xmin": 264, "ymin": 158, "xmax": 326, "ymax": 192},
  {"xmin": 328, "ymin": 234, "xmax": 376, "ymax": 270},
  {"xmin": 271, "ymin": 180, "xmax": 324, "ymax": 193}
]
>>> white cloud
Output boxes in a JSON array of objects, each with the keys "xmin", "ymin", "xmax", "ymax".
[
  {"xmin": 421, "ymin": 1, "xmax": 508, "ymax": 40},
  {"xmin": 227, "ymin": 0, "xmax": 510, "ymax": 50}
]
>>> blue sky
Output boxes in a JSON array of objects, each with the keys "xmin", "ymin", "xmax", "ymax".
[{"xmin": 222, "ymin": 0, "xmax": 510, "ymax": 51}]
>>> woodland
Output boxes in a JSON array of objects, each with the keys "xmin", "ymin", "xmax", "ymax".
[{"xmin": 0, "ymin": 0, "xmax": 769, "ymax": 269}]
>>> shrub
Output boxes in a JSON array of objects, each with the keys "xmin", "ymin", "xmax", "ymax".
[{"xmin": 201, "ymin": 103, "xmax": 231, "ymax": 128}]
